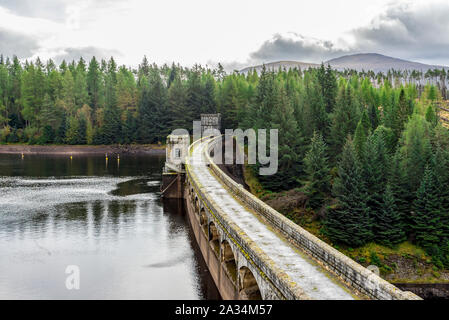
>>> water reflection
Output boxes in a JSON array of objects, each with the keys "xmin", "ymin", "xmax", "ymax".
[{"xmin": 0, "ymin": 154, "xmax": 220, "ymax": 300}]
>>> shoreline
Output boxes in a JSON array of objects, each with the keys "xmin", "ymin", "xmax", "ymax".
[{"xmin": 0, "ymin": 144, "xmax": 166, "ymax": 156}]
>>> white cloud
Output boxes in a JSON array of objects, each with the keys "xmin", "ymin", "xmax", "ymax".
[
  {"xmin": 1, "ymin": 0, "xmax": 449, "ymax": 68},
  {"xmin": 248, "ymin": 1, "xmax": 449, "ymax": 67}
]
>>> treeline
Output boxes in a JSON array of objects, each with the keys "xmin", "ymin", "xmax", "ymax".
[
  {"xmin": 0, "ymin": 55, "xmax": 221, "ymax": 144},
  {"xmin": 336, "ymin": 68, "xmax": 448, "ymax": 98},
  {"xmin": 1, "ymin": 55, "xmax": 448, "ymax": 267}
]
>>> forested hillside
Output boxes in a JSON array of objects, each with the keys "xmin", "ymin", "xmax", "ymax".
[
  {"xmin": 1, "ymin": 54, "xmax": 448, "ymax": 269},
  {"xmin": 0, "ymin": 55, "xmax": 220, "ymax": 145}
]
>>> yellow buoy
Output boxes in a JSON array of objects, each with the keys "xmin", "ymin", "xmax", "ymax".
[
  {"xmin": 70, "ymin": 155, "xmax": 73, "ymax": 160},
  {"xmin": 21, "ymin": 153, "xmax": 24, "ymax": 159}
]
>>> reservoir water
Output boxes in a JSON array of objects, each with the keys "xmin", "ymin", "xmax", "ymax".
[{"xmin": 0, "ymin": 153, "xmax": 220, "ymax": 299}]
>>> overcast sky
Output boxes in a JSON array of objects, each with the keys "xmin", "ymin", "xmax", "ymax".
[{"xmin": 0, "ymin": 0, "xmax": 448, "ymax": 70}]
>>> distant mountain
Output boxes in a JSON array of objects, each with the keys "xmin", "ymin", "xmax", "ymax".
[
  {"xmin": 240, "ymin": 53, "xmax": 448, "ymax": 74},
  {"xmin": 326, "ymin": 53, "xmax": 447, "ymax": 73},
  {"xmin": 240, "ymin": 60, "xmax": 320, "ymax": 74}
]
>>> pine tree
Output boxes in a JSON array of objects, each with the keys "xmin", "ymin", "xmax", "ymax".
[
  {"xmin": 259, "ymin": 83, "xmax": 302, "ymax": 191},
  {"xmin": 61, "ymin": 69, "xmax": 76, "ymax": 115},
  {"xmin": 202, "ymin": 73, "xmax": 217, "ymax": 114},
  {"xmin": 87, "ymin": 57, "xmax": 103, "ymax": 114},
  {"xmin": 55, "ymin": 113, "xmax": 67, "ymax": 144},
  {"xmin": 168, "ymin": 76, "xmax": 191, "ymax": 131},
  {"xmin": 329, "ymin": 84, "xmax": 361, "ymax": 158},
  {"xmin": 137, "ymin": 76, "xmax": 152, "ymax": 143},
  {"xmin": 353, "ymin": 111, "xmax": 371, "ymax": 157},
  {"xmin": 219, "ymin": 75, "xmax": 239, "ymax": 130},
  {"xmin": 186, "ymin": 66, "xmax": 203, "ymax": 119},
  {"xmin": 137, "ymin": 69, "xmax": 168, "ymax": 143},
  {"xmin": 373, "ymin": 125, "xmax": 396, "ymax": 154},
  {"xmin": 65, "ymin": 116, "xmax": 80, "ymax": 145},
  {"xmin": 388, "ymin": 150, "xmax": 412, "ymax": 236},
  {"xmin": 122, "ymin": 109, "xmax": 137, "ymax": 144},
  {"xmin": 303, "ymin": 132, "xmax": 330, "ymax": 209},
  {"xmin": 252, "ymin": 67, "xmax": 277, "ymax": 130},
  {"xmin": 377, "ymin": 184, "xmax": 406, "ymax": 246},
  {"xmin": 399, "ymin": 114, "xmax": 432, "ymax": 195},
  {"xmin": 39, "ymin": 125, "xmax": 55, "ymax": 144},
  {"xmin": 368, "ymin": 103, "xmax": 380, "ymax": 130},
  {"xmin": 77, "ymin": 117, "xmax": 87, "ymax": 145},
  {"xmin": 101, "ymin": 103, "xmax": 121, "ymax": 144},
  {"xmin": 432, "ymin": 127, "xmax": 449, "ymax": 239},
  {"xmin": 21, "ymin": 63, "xmax": 45, "ymax": 127},
  {"xmin": 363, "ymin": 132, "xmax": 389, "ymax": 239},
  {"xmin": 105, "ymin": 57, "xmax": 118, "ymax": 110},
  {"xmin": 425, "ymin": 105, "xmax": 438, "ymax": 127},
  {"xmin": 38, "ymin": 94, "xmax": 59, "ymax": 130},
  {"xmin": 303, "ymin": 73, "xmax": 329, "ymax": 141},
  {"xmin": 326, "ymin": 138, "xmax": 372, "ymax": 246},
  {"xmin": 74, "ymin": 58, "xmax": 88, "ymax": 108},
  {"xmin": 412, "ymin": 164, "xmax": 442, "ymax": 248},
  {"xmin": 317, "ymin": 64, "xmax": 337, "ymax": 113},
  {"xmin": 395, "ymin": 88, "xmax": 410, "ymax": 138}
]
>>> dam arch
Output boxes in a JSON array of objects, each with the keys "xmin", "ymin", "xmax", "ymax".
[
  {"xmin": 221, "ymin": 240, "xmax": 237, "ymax": 284},
  {"xmin": 239, "ymin": 267, "xmax": 262, "ymax": 300},
  {"xmin": 208, "ymin": 222, "xmax": 220, "ymax": 256}
]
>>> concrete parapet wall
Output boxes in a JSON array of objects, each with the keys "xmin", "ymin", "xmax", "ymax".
[{"xmin": 203, "ymin": 136, "xmax": 421, "ymax": 301}]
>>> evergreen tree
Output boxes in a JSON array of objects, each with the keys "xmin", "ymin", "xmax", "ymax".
[
  {"xmin": 303, "ymin": 72, "xmax": 329, "ymax": 140},
  {"xmin": 55, "ymin": 113, "xmax": 67, "ymax": 144},
  {"xmin": 77, "ymin": 117, "xmax": 87, "ymax": 145},
  {"xmin": 21, "ymin": 63, "xmax": 45, "ymax": 127},
  {"xmin": 122, "ymin": 109, "xmax": 137, "ymax": 144},
  {"xmin": 253, "ymin": 66, "xmax": 276, "ymax": 129},
  {"xmin": 87, "ymin": 57, "xmax": 103, "ymax": 113},
  {"xmin": 394, "ymin": 88, "xmax": 411, "ymax": 138},
  {"xmin": 412, "ymin": 164, "xmax": 442, "ymax": 248},
  {"xmin": 317, "ymin": 64, "xmax": 337, "ymax": 113},
  {"xmin": 363, "ymin": 132, "xmax": 389, "ymax": 238},
  {"xmin": 259, "ymin": 83, "xmax": 302, "ymax": 190},
  {"xmin": 39, "ymin": 125, "xmax": 55, "ymax": 144},
  {"xmin": 425, "ymin": 105, "xmax": 438, "ymax": 127},
  {"xmin": 329, "ymin": 84, "xmax": 360, "ymax": 158},
  {"xmin": 398, "ymin": 114, "xmax": 432, "ymax": 195},
  {"xmin": 137, "ymin": 76, "xmax": 152, "ymax": 143},
  {"xmin": 168, "ymin": 76, "xmax": 191, "ymax": 131},
  {"xmin": 202, "ymin": 73, "xmax": 217, "ymax": 114},
  {"xmin": 353, "ymin": 111, "xmax": 371, "ymax": 157},
  {"xmin": 74, "ymin": 58, "xmax": 88, "ymax": 108},
  {"xmin": 186, "ymin": 66, "xmax": 203, "ymax": 119},
  {"xmin": 326, "ymin": 138, "xmax": 372, "ymax": 246},
  {"xmin": 368, "ymin": 103, "xmax": 380, "ymax": 130},
  {"xmin": 65, "ymin": 116, "xmax": 80, "ymax": 145},
  {"xmin": 61, "ymin": 69, "xmax": 76, "ymax": 115},
  {"xmin": 377, "ymin": 184, "xmax": 406, "ymax": 247},
  {"xmin": 431, "ymin": 132, "xmax": 449, "ymax": 239},
  {"xmin": 268, "ymin": 82, "xmax": 302, "ymax": 189},
  {"xmin": 101, "ymin": 102, "xmax": 121, "ymax": 144},
  {"xmin": 303, "ymin": 132, "xmax": 330, "ymax": 209},
  {"xmin": 105, "ymin": 57, "xmax": 118, "ymax": 109}
]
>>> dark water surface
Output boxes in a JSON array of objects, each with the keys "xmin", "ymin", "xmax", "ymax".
[{"xmin": 0, "ymin": 153, "xmax": 220, "ymax": 299}]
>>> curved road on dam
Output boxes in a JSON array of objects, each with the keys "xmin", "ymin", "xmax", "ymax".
[{"xmin": 189, "ymin": 139, "xmax": 356, "ymax": 300}]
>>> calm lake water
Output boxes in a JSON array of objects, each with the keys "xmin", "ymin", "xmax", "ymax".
[{"xmin": 0, "ymin": 153, "xmax": 220, "ymax": 300}]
